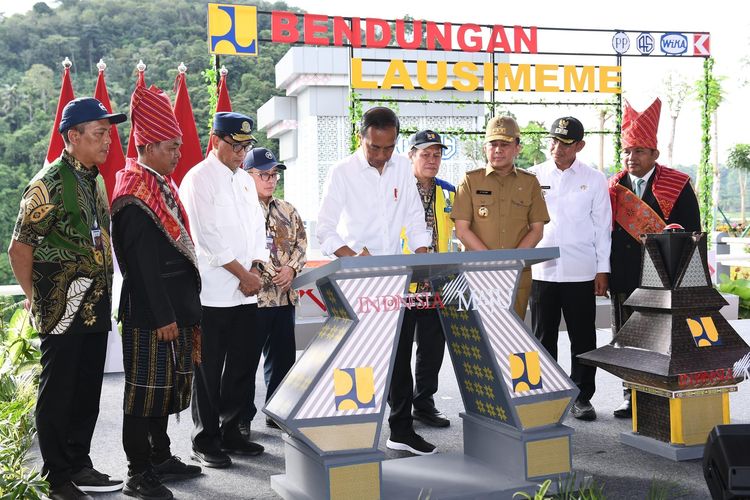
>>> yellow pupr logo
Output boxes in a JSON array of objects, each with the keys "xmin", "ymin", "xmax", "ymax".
[
  {"xmin": 509, "ymin": 351, "xmax": 543, "ymax": 392},
  {"xmin": 686, "ymin": 316, "xmax": 721, "ymax": 347},
  {"xmin": 208, "ymin": 4, "xmax": 258, "ymax": 56},
  {"xmin": 334, "ymin": 367, "xmax": 376, "ymax": 410}
]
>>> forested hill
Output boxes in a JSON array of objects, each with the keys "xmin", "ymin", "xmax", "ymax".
[{"xmin": 0, "ymin": 0, "xmax": 297, "ymax": 284}]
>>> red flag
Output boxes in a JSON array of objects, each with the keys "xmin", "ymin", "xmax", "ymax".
[
  {"xmin": 45, "ymin": 58, "xmax": 75, "ymax": 166},
  {"xmin": 94, "ymin": 61, "xmax": 126, "ymax": 203},
  {"xmin": 126, "ymin": 61, "xmax": 147, "ymax": 159},
  {"xmin": 205, "ymin": 67, "xmax": 233, "ymax": 156},
  {"xmin": 170, "ymin": 66, "xmax": 203, "ymax": 186}
]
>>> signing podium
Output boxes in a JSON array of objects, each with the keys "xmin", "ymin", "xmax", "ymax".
[{"xmin": 265, "ymin": 249, "xmax": 580, "ymax": 499}]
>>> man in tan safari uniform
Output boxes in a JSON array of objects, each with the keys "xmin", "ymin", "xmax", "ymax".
[{"xmin": 451, "ymin": 115, "xmax": 549, "ymax": 319}]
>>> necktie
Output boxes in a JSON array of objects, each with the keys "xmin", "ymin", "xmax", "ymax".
[{"xmin": 635, "ymin": 178, "xmax": 645, "ymax": 198}]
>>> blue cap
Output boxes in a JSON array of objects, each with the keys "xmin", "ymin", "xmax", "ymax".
[
  {"xmin": 213, "ymin": 112, "xmax": 255, "ymax": 142},
  {"xmin": 58, "ymin": 97, "xmax": 127, "ymax": 133},
  {"xmin": 243, "ymin": 147, "xmax": 286, "ymax": 171}
]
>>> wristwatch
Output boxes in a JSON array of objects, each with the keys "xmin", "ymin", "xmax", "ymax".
[{"xmin": 250, "ymin": 261, "xmax": 266, "ymax": 273}]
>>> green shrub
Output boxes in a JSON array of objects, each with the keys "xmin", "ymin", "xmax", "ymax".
[{"xmin": 0, "ymin": 301, "xmax": 47, "ymax": 499}]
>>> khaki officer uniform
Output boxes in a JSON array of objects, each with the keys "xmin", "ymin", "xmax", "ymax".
[{"xmin": 452, "ymin": 161, "xmax": 549, "ymax": 319}]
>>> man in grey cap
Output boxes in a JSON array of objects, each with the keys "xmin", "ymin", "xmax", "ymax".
[
  {"xmin": 528, "ymin": 117, "xmax": 611, "ymax": 421},
  {"xmin": 8, "ymin": 97, "xmax": 126, "ymax": 500}
]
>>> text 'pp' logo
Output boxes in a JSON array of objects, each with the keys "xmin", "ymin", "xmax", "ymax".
[
  {"xmin": 334, "ymin": 367, "xmax": 376, "ymax": 410},
  {"xmin": 687, "ymin": 316, "xmax": 721, "ymax": 347},
  {"xmin": 510, "ymin": 351, "xmax": 542, "ymax": 393},
  {"xmin": 208, "ymin": 4, "xmax": 258, "ymax": 56}
]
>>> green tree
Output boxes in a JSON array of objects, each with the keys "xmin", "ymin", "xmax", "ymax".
[
  {"xmin": 0, "ymin": 0, "xmax": 294, "ymax": 284},
  {"xmin": 516, "ymin": 121, "xmax": 546, "ymax": 169},
  {"xmin": 727, "ymin": 144, "xmax": 750, "ymax": 223}
]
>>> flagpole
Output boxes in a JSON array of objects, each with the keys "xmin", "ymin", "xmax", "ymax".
[{"xmin": 214, "ymin": 55, "xmax": 220, "ymax": 92}]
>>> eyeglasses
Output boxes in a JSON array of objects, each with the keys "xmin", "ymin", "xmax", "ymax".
[
  {"xmin": 251, "ymin": 171, "xmax": 280, "ymax": 182},
  {"xmin": 220, "ymin": 136, "xmax": 254, "ymax": 153}
]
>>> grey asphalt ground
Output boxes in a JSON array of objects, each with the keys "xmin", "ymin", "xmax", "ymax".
[{"xmin": 31, "ymin": 322, "xmax": 750, "ymax": 499}]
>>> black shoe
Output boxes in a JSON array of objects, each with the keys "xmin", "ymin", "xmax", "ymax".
[
  {"xmin": 190, "ymin": 448, "xmax": 232, "ymax": 468},
  {"xmin": 70, "ymin": 466, "xmax": 124, "ymax": 493},
  {"xmin": 386, "ymin": 433, "xmax": 437, "ymax": 455},
  {"xmin": 239, "ymin": 420, "xmax": 252, "ymax": 439},
  {"xmin": 49, "ymin": 482, "xmax": 93, "ymax": 500},
  {"xmin": 123, "ymin": 469, "xmax": 173, "ymax": 500},
  {"xmin": 266, "ymin": 417, "xmax": 280, "ymax": 429},
  {"xmin": 571, "ymin": 400, "xmax": 597, "ymax": 421},
  {"xmin": 152, "ymin": 455, "xmax": 202, "ymax": 482},
  {"xmin": 613, "ymin": 399, "xmax": 632, "ymax": 419},
  {"xmin": 220, "ymin": 437, "xmax": 265, "ymax": 456},
  {"xmin": 412, "ymin": 407, "xmax": 450, "ymax": 428}
]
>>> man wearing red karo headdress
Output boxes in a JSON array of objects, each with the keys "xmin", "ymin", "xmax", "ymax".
[
  {"xmin": 111, "ymin": 85, "xmax": 202, "ymax": 500},
  {"xmin": 607, "ymin": 98, "xmax": 700, "ymax": 418}
]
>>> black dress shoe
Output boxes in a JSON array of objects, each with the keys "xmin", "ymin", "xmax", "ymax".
[
  {"xmin": 613, "ymin": 399, "xmax": 632, "ymax": 419},
  {"xmin": 190, "ymin": 448, "xmax": 232, "ymax": 468},
  {"xmin": 571, "ymin": 400, "xmax": 597, "ymax": 421},
  {"xmin": 220, "ymin": 437, "xmax": 265, "ymax": 456},
  {"xmin": 412, "ymin": 408, "xmax": 450, "ymax": 428}
]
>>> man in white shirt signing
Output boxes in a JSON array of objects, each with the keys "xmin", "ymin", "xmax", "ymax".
[
  {"xmin": 317, "ymin": 107, "xmax": 434, "ymax": 455},
  {"xmin": 528, "ymin": 117, "xmax": 611, "ymax": 422},
  {"xmin": 179, "ymin": 112, "xmax": 269, "ymax": 468}
]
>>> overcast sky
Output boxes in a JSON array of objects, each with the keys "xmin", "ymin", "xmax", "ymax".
[{"xmin": 4, "ymin": 0, "xmax": 748, "ymax": 166}]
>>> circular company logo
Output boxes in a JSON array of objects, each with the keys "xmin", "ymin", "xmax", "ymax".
[
  {"xmin": 636, "ymin": 32, "xmax": 655, "ymax": 55},
  {"xmin": 612, "ymin": 31, "xmax": 630, "ymax": 54}
]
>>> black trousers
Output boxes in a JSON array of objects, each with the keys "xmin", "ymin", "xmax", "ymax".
[
  {"xmin": 246, "ymin": 304, "xmax": 296, "ymax": 421},
  {"xmin": 36, "ymin": 331, "xmax": 108, "ymax": 488},
  {"xmin": 530, "ymin": 280, "xmax": 597, "ymax": 402},
  {"xmin": 388, "ymin": 307, "xmax": 445, "ymax": 437},
  {"xmin": 191, "ymin": 304, "xmax": 256, "ymax": 452},
  {"xmin": 122, "ymin": 415, "xmax": 170, "ymax": 474}
]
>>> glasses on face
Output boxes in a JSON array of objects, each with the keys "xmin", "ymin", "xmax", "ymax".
[
  {"xmin": 252, "ymin": 171, "xmax": 280, "ymax": 182},
  {"xmin": 220, "ymin": 136, "xmax": 254, "ymax": 153}
]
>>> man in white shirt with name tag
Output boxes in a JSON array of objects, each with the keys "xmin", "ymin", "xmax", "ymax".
[
  {"xmin": 317, "ymin": 106, "xmax": 434, "ymax": 455},
  {"xmin": 528, "ymin": 117, "xmax": 611, "ymax": 422}
]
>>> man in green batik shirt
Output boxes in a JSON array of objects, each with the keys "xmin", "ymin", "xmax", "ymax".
[{"xmin": 8, "ymin": 98, "xmax": 126, "ymax": 500}]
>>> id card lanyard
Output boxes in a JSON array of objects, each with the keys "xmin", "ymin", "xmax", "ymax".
[{"xmin": 71, "ymin": 168, "xmax": 103, "ymax": 251}]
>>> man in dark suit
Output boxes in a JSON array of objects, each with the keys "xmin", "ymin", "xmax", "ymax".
[
  {"xmin": 608, "ymin": 98, "xmax": 701, "ymax": 418},
  {"xmin": 111, "ymin": 85, "xmax": 202, "ymax": 500}
]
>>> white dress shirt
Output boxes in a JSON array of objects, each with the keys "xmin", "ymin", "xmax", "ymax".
[
  {"xmin": 529, "ymin": 158, "xmax": 612, "ymax": 282},
  {"xmin": 179, "ymin": 152, "xmax": 268, "ymax": 307},
  {"xmin": 317, "ymin": 149, "xmax": 430, "ymax": 256}
]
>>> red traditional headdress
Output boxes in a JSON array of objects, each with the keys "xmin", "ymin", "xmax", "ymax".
[
  {"xmin": 622, "ymin": 98, "xmax": 661, "ymax": 150},
  {"xmin": 131, "ymin": 85, "xmax": 182, "ymax": 146}
]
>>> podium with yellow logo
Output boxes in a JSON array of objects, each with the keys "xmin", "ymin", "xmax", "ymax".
[{"xmin": 266, "ymin": 249, "xmax": 583, "ymax": 499}]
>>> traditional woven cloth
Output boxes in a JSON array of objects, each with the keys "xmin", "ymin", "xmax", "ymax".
[
  {"xmin": 122, "ymin": 320, "xmax": 194, "ymax": 417},
  {"xmin": 622, "ymin": 98, "xmax": 661, "ymax": 150},
  {"xmin": 131, "ymin": 85, "xmax": 182, "ymax": 146},
  {"xmin": 609, "ymin": 164, "xmax": 692, "ymax": 223},
  {"xmin": 112, "ymin": 158, "xmax": 192, "ymax": 243}
]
